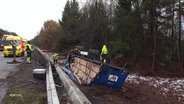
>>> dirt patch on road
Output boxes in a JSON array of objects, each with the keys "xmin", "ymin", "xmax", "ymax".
[{"xmin": 2, "ymin": 58, "xmax": 47, "ymax": 104}]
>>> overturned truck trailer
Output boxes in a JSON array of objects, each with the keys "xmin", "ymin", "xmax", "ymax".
[{"xmin": 62, "ymin": 54, "xmax": 128, "ymax": 89}]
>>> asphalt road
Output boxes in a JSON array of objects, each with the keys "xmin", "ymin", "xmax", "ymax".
[
  {"xmin": 0, "ymin": 51, "xmax": 23, "ymax": 79},
  {"xmin": 0, "ymin": 51, "xmax": 23, "ymax": 103}
]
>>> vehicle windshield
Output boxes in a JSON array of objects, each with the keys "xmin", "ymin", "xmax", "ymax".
[
  {"xmin": 3, "ymin": 40, "xmax": 11, "ymax": 46},
  {"xmin": 3, "ymin": 40, "xmax": 19, "ymax": 46}
]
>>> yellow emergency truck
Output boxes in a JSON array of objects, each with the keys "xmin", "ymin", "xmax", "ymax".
[{"xmin": 3, "ymin": 35, "xmax": 22, "ymax": 57}]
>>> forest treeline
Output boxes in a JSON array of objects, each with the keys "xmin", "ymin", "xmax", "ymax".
[
  {"xmin": 0, "ymin": 28, "xmax": 17, "ymax": 38},
  {"xmin": 32, "ymin": 0, "xmax": 184, "ymax": 71}
]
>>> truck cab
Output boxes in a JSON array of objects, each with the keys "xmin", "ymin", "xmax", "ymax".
[{"xmin": 3, "ymin": 35, "xmax": 22, "ymax": 57}]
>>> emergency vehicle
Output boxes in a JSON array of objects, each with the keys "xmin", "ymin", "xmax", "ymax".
[{"xmin": 3, "ymin": 35, "xmax": 22, "ymax": 57}]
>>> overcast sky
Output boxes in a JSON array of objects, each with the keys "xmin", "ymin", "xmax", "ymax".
[{"xmin": 0, "ymin": 0, "xmax": 84, "ymax": 40}]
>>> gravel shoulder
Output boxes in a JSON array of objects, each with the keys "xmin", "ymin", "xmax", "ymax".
[{"xmin": 2, "ymin": 58, "xmax": 47, "ymax": 104}]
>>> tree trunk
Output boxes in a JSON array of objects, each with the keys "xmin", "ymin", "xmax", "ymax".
[
  {"xmin": 150, "ymin": 1, "xmax": 156, "ymax": 70},
  {"xmin": 178, "ymin": 0, "xmax": 181, "ymax": 62},
  {"xmin": 171, "ymin": 0, "xmax": 174, "ymax": 61},
  {"xmin": 151, "ymin": 25, "xmax": 157, "ymax": 70}
]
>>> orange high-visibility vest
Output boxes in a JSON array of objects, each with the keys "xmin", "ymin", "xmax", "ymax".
[{"xmin": 20, "ymin": 42, "xmax": 25, "ymax": 52}]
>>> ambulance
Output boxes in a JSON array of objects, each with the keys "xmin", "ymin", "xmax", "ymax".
[{"xmin": 3, "ymin": 35, "xmax": 22, "ymax": 57}]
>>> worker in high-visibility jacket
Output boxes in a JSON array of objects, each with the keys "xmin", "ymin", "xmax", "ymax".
[
  {"xmin": 100, "ymin": 44, "xmax": 108, "ymax": 63},
  {"xmin": 20, "ymin": 41, "xmax": 25, "ymax": 57},
  {"xmin": 52, "ymin": 53, "xmax": 59, "ymax": 64},
  {"xmin": 26, "ymin": 41, "xmax": 33, "ymax": 63}
]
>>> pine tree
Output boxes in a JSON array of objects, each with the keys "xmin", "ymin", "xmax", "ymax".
[{"xmin": 59, "ymin": 0, "xmax": 81, "ymax": 49}]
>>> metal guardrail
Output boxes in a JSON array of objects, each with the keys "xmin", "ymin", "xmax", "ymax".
[
  {"xmin": 34, "ymin": 47, "xmax": 91, "ymax": 104},
  {"xmin": 33, "ymin": 47, "xmax": 59, "ymax": 104},
  {"xmin": 56, "ymin": 66, "xmax": 91, "ymax": 104},
  {"xmin": 46, "ymin": 63, "xmax": 60, "ymax": 104}
]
